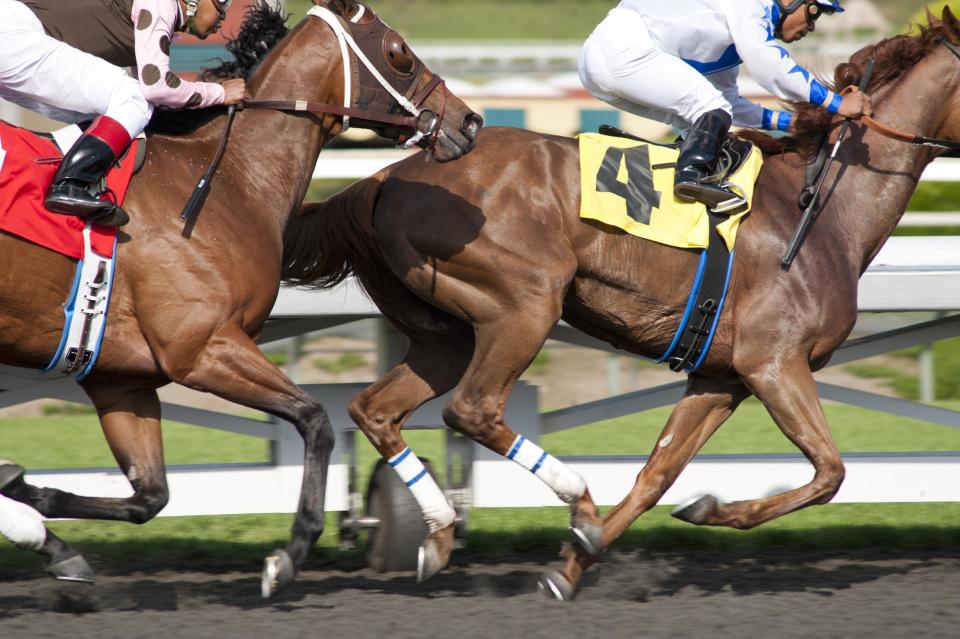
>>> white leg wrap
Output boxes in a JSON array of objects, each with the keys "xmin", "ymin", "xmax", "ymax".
[
  {"xmin": 506, "ymin": 435, "xmax": 586, "ymax": 504},
  {"xmin": 0, "ymin": 493, "xmax": 46, "ymax": 552},
  {"xmin": 388, "ymin": 448, "xmax": 456, "ymax": 534}
]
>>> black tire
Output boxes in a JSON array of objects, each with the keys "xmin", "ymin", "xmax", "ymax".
[{"xmin": 364, "ymin": 458, "xmax": 431, "ymax": 572}]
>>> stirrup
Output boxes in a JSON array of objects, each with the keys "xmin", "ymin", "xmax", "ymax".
[{"xmin": 675, "ymin": 180, "xmax": 746, "ymax": 214}]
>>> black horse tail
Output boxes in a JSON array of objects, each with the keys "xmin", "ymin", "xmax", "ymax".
[{"xmin": 281, "ymin": 175, "xmax": 386, "ymax": 289}]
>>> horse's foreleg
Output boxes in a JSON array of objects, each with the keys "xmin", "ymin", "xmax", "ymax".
[
  {"xmin": 348, "ymin": 329, "xmax": 473, "ymax": 583},
  {"xmin": 2, "ymin": 384, "xmax": 169, "ymax": 524},
  {"xmin": 544, "ymin": 375, "xmax": 749, "ymax": 600},
  {"xmin": 441, "ymin": 304, "xmax": 604, "ymax": 563},
  {"xmin": 163, "ymin": 323, "xmax": 334, "ymax": 598},
  {"xmin": 679, "ymin": 358, "xmax": 845, "ymax": 529}
]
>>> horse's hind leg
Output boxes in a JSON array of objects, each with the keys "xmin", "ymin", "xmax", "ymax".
[
  {"xmin": 155, "ymin": 323, "xmax": 334, "ymax": 598},
  {"xmin": 0, "ymin": 469, "xmax": 94, "ymax": 583},
  {"xmin": 2, "ymin": 384, "xmax": 170, "ymax": 525},
  {"xmin": 348, "ymin": 326, "xmax": 474, "ymax": 582},
  {"xmin": 674, "ymin": 358, "xmax": 845, "ymax": 529},
  {"xmin": 441, "ymin": 301, "xmax": 604, "ymax": 559},
  {"xmin": 542, "ymin": 375, "xmax": 749, "ymax": 599}
]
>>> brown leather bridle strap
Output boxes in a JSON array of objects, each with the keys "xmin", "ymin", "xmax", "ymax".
[
  {"xmin": 243, "ymin": 99, "xmax": 419, "ymax": 128},
  {"xmin": 861, "ymin": 114, "xmax": 960, "ymax": 151},
  {"xmin": 855, "ymin": 39, "xmax": 960, "ymax": 152},
  {"xmin": 409, "ymin": 74, "xmax": 443, "ymax": 107}
]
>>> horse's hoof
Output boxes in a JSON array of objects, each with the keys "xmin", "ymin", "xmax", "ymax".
[
  {"xmin": 537, "ymin": 570, "xmax": 576, "ymax": 602},
  {"xmin": 416, "ymin": 530, "xmax": 454, "ymax": 583},
  {"xmin": 570, "ymin": 523, "xmax": 604, "ymax": 558},
  {"xmin": 46, "ymin": 554, "xmax": 96, "ymax": 584},
  {"xmin": 671, "ymin": 494, "xmax": 719, "ymax": 525},
  {"xmin": 261, "ymin": 549, "xmax": 295, "ymax": 599},
  {"xmin": 0, "ymin": 462, "xmax": 25, "ymax": 492}
]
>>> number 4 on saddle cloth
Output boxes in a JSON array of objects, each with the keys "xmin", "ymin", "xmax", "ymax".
[
  {"xmin": 578, "ymin": 132, "xmax": 764, "ymax": 373},
  {"xmin": 0, "ymin": 120, "xmax": 140, "ymax": 379}
]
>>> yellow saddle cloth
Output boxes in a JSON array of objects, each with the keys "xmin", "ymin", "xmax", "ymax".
[{"xmin": 578, "ymin": 133, "xmax": 764, "ymax": 251}]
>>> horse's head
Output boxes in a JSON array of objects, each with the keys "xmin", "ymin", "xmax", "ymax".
[
  {"xmin": 837, "ymin": 6, "xmax": 960, "ymax": 154},
  {"xmin": 301, "ymin": 0, "xmax": 481, "ymax": 161}
]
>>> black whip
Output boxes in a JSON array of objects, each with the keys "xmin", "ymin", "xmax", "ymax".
[
  {"xmin": 781, "ymin": 58, "xmax": 876, "ymax": 268},
  {"xmin": 180, "ymin": 105, "xmax": 237, "ymax": 223}
]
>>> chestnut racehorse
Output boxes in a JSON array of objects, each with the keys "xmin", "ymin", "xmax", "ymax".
[
  {"xmin": 0, "ymin": 0, "xmax": 479, "ymax": 597},
  {"xmin": 281, "ymin": 10, "xmax": 960, "ymax": 598}
]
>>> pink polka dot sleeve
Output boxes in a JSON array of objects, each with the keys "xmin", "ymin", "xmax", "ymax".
[{"xmin": 132, "ymin": 0, "xmax": 225, "ymax": 108}]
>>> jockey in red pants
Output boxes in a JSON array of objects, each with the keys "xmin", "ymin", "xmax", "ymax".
[{"xmin": 0, "ymin": 0, "xmax": 246, "ymax": 226}]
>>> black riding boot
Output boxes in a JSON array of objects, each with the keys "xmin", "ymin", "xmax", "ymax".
[
  {"xmin": 674, "ymin": 109, "xmax": 744, "ymax": 211},
  {"xmin": 45, "ymin": 132, "xmax": 129, "ymax": 227}
]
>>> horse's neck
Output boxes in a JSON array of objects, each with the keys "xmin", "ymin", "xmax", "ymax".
[
  {"xmin": 833, "ymin": 51, "xmax": 959, "ymax": 272},
  {"xmin": 222, "ymin": 20, "xmax": 343, "ymax": 234}
]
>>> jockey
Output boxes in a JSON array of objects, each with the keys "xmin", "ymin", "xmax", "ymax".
[
  {"xmin": 0, "ymin": 0, "xmax": 246, "ymax": 227},
  {"xmin": 579, "ymin": 0, "xmax": 873, "ymax": 208}
]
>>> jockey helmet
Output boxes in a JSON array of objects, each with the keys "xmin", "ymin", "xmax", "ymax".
[{"xmin": 775, "ymin": 1, "xmax": 843, "ymax": 39}]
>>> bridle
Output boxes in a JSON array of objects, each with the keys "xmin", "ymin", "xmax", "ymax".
[
  {"xmin": 245, "ymin": 5, "xmax": 448, "ymax": 153},
  {"xmin": 180, "ymin": 3, "xmax": 449, "ymax": 224},
  {"xmin": 859, "ymin": 39, "xmax": 960, "ymax": 152}
]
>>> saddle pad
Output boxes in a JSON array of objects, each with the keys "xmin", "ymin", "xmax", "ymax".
[
  {"xmin": 578, "ymin": 133, "xmax": 764, "ymax": 251},
  {"xmin": 0, "ymin": 121, "xmax": 137, "ymax": 259}
]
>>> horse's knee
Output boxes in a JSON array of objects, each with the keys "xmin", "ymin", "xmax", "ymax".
[{"xmin": 129, "ymin": 486, "xmax": 169, "ymax": 524}]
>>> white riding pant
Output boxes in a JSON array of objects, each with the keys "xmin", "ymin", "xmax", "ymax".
[
  {"xmin": 579, "ymin": 8, "xmax": 732, "ymax": 131},
  {"xmin": 0, "ymin": 0, "xmax": 152, "ymax": 138},
  {"xmin": 0, "ymin": 493, "xmax": 46, "ymax": 552}
]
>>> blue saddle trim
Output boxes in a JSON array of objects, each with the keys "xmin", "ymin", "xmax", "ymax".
[
  {"xmin": 687, "ymin": 248, "xmax": 736, "ymax": 373},
  {"xmin": 656, "ymin": 250, "xmax": 708, "ymax": 364},
  {"xmin": 76, "ymin": 234, "xmax": 119, "ymax": 381},
  {"xmin": 42, "ymin": 259, "xmax": 84, "ymax": 373}
]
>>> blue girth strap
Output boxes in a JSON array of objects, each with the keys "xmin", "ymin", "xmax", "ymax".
[{"xmin": 657, "ymin": 212, "xmax": 737, "ymax": 373}]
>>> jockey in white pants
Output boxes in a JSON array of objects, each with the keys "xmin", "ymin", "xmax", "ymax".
[
  {"xmin": 0, "ymin": 0, "xmax": 246, "ymax": 226},
  {"xmin": 579, "ymin": 0, "xmax": 873, "ymax": 208}
]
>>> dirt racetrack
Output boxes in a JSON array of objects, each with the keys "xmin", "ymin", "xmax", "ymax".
[{"xmin": 1, "ymin": 547, "xmax": 958, "ymax": 638}]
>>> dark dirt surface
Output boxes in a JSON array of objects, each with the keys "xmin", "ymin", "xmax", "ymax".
[{"xmin": 1, "ymin": 547, "xmax": 958, "ymax": 638}]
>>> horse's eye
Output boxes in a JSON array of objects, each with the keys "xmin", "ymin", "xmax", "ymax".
[{"xmin": 383, "ymin": 31, "xmax": 414, "ymax": 74}]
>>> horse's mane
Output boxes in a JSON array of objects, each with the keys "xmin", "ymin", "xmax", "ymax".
[{"xmin": 740, "ymin": 15, "xmax": 953, "ymax": 159}]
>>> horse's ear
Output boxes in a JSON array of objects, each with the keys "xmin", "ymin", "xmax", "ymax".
[
  {"xmin": 926, "ymin": 6, "xmax": 939, "ymax": 27},
  {"xmin": 943, "ymin": 5, "xmax": 960, "ymax": 44}
]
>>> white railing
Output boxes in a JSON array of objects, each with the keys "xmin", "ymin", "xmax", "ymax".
[
  {"xmin": 313, "ymin": 151, "xmax": 960, "ymax": 182},
  {"xmin": 10, "ymin": 237, "xmax": 960, "ymax": 514}
]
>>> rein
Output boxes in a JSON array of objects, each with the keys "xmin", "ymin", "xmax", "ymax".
[
  {"xmin": 179, "ymin": 3, "xmax": 447, "ymax": 228},
  {"xmin": 859, "ymin": 39, "xmax": 960, "ymax": 151},
  {"xmin": 242, "ymin": 73, "xmax": 445, "ymax": 140}
]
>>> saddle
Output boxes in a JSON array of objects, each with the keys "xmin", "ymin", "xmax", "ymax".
[
  {"xmin": 0, "ymin": 121, "xmax": 141, "ymax": 259},
  {"xmin": 579, "ymin": 128, "xmax": 765, "ymax": 373},
  {"xmin": 599, "ymin": 124, "xmax": 754, "ymax": 207}
]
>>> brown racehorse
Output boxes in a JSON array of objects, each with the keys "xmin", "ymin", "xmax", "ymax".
[
  {"xmin": 281, "ymin": 10, "xmax": 960, "ymax": 598},
  {"xmin": 0, "ymin": 0, "xmax": 479, "ymax": 596}
]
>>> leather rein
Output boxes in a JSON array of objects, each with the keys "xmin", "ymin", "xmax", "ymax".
[
  {"xmin": 242, "ymin": 73, "xmax": 447, "ymax": 150},
  {"xmin": 859, "ymin": 38, "xmax": 960, "ymax": 152},
  {"xmin": 180, "ymin": 5, "xmax": 447, "ymax": 223}
]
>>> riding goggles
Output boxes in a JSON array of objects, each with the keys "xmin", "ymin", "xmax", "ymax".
[{"xmin": 806, "ymin": 2, "xmax": 836, "ymax": 26}]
